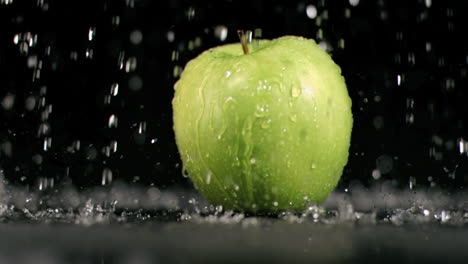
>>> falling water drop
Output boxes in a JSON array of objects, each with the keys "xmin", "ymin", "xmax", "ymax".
[
  {"xmin": 409, "ymin": 176, "xmax": 416, "ymax": 190},
  {"xmin": 101, "ymin": 168, "xmax": 113, "ymax": 186},
  {"xmin": 88, "ymin": 27, "xmax": 96, "ymax": 41},
  {"xmin": 125, "ymin": 57, "xmax": 137, "ymax": 72},
  {"xmin": 108, "ymin": 114, "xmax": 118, "ymax": 128},
  {"xmin": 129, "ymin": 30, "xmax": 143, "ymax": 45},
  {"xmin": 214, "ymin": 25, "xmax": 228, "ymax": 41},
  {"xmin": 306, "ymin": 5, "xmax": 317, "ymax": 19}
]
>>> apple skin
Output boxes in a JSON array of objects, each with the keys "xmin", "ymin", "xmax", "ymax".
[{"xmin": 172, "ymin": 36, "xmax": 352, "ymax": 212}]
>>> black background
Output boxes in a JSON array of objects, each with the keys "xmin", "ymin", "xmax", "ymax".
[{"xmin": 0, "ymin": 0, "xmax": 467, "ymax": 192}]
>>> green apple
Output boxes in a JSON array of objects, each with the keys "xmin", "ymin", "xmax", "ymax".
[{"xmin": 172, "ymin": 35, "xmax": 352, "ymax": 212}]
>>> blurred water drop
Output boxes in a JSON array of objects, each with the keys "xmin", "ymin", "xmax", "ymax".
[
  {"xmin": 125, "ymin": 57, "xmax": 137, "ymax": 72},
  {"xmin": 409, "ymin": 176, "xmax": 416, "ymax": 190},
  {"xmin": 440, "ymin": 210, "xmax": 450, "ymax": 223},
  {"xmin": 32, "ymin": 154, "xmax": 43, "ymax": 165},
  {"xmin": 38, "ymin": 177, "xmax": 54, "ymax": 191},
  {"xmin": 173, "ymin": 65, "xmax": 182, "ymax": 78},
  {"xmin": 108, "ymin": 114, "xmax": 118, "ymax": 128},
  {"xmin": 0, "ymin": 141, "xmax": 12, "ymax": 157},
  {"xmin": 40, "ymin": 85, "xmax": 47, "ymax": 95},
  {"xmin": 425, "ymin": 42, "xmax": 432, "ymax": 52},
  {"xmin": 138, "ymin": 121, "xmax": 146, "ymax": 134},
  {"xmin": 101, "ymin": 168, "xmax": 113, "ymax": 186},
  {"xmin": 349, "ymin": 0, "xmax": 359, "ymax": 7},
  {"xmin": 110, "ymin": 140, "xmax": 118, "ymax": 153},
  {"xmin": 338, "ymin": 38, "xmax": 345, "ymax": 49},
  {"xmin": 316, "ymin": 28, "xmax": 323, "ymax": 40},
  {"xmin": 166, "ymin": 31, "xmax": 175, "ymax": 42},
  {"xmin": 111, "ymin": 15, "xmax": 120, "ymax": 27},
  {"xmin": 125, "ymin": 0, "xmax": 134, "ymax": 8},
  {"xmin": 371, "ymin": 169, "xmax": 382, "ymax": 181},
  {"xmin": 118, "ymin": 51, "xmax": 125, "ymax": 69},
  {"xmin": 458, "ymin": 138, "xmax": 467, "ymax": 155},
  {"xmin": 88, "ymin": 27, "xmax": 96, "ymax": 41},
  {"xmin": 85, "ymin": 48, "xmax": 93, "ymax": 59},
  {"xmin": 408, "ymin": 52, "xmax": 415, "ymax": 65},
  {"xmin": 129, "ymin": 30, "xmax": 143, "ymax": 45},
  {"xmin": 344, "ymin": 8, "xmax": 351, "ymax": 18},
  {"xmin": 214, "ymin": 25, "xmax": 228, "ymax": 41},
  {"xmin": 205, "ymin": 171, "xmax": 212, "ymax": 184},
  {"xmin": 128, "ymin": 75, "xmax": 143, "ymax": 91},
  {"xmin": 306, "ymin": 5, "xmax": 317, "ymax": 19},
  {"xmin": 311, "ymin": 163, "xmax": 317, "ymax": 169},
  {"xmin": 254, "ymin": 28, "xmax": 262, "ymax": 38},
  {"xmin": 73, "ymin": 140, "xmax": 81, "ymax": 151},
  {"xmin": 425, "ymin": 0, "xmax": 432, "ymax": 8},
  {"xmin": 104, "ymin": 95, "xmax": 111, "ymax": 104},
  {"xmin": 1, "ymin": 94, "xmax": 15, "ymax": 110},
  {"xmin": 110, "ymin": 83, "xmax": 119, "ymax": 96},
  {"xmin": 376, "ymin": 154, "xmax": 393, "ymax": 174},
  {"xmin": 186, "ymin": 6, "xmax": 195, "ymax": 20},
  {"xmin": 373, "ymin": 115, "xmax": 384, "ymax": 130},
  {"xmin": 25, "ymin": 95, "xmax": 36, "ymax": 111},
  {"xmin": 318, "ymin": 41, "xmax": 332, "ymax": 52},
  {"xmin": 380, "ymin": 11, "xmax": 388, "ymax": 20},
  {"xmin": 27, "ymin": 55, "xmax": 38, "ymax": 68},
  {"xmin": 70, "ymin": 51, "xmax": 78, "ymax": 61},
  {"xmin": 19, "ymin": 42, "xmax": 29, "ymax": 55},
  {"xmin": 85, "ymin": 146, "xmax": 97, "ymax": 160},
  {"xmin": 443, "ymin": 78, "xmax": 455, "ymax": 91},
  {"xmin": 37, "ymin": 122, "xmax": 51, "ymax": 136},
  {"xmin": 43, "ymin": 137, "xmax": 52, "ymax": 151}
]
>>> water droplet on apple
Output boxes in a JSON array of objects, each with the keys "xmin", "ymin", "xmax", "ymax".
[
  {"xmin": 225, "ymin": 70, "xmax": 231, "ymax": 78},
  {"xmin": 289, "ymin": 114, "xmax": 297, "ymax": 122},
  {"xmin": 182, "ymin": 166, "xmax": 189, "ymax": 178},
  {"xmin": 291, "ymin": 86, "xmax": 301, "ymax": 98},
  {"xmin": 233, "ymin": 156, "xmax": 241, "ymax": 167},
  {"xmin": 311, "ymin": 163, "xmax": 317, "ymax": 169},
  {"xmin": 205, "ymin": 170, "xmax": 212, "ymax": 184},
  {"xmin": 254, "ymin": 104, "xmax": 269, "ymax": 117},
  {"xmin": 260, "ymin": 119, "xmax": 271, "ymax": 129},
  {"xmin": 249, "ymin": 158, "xmax": 256, "ymax": 164}
]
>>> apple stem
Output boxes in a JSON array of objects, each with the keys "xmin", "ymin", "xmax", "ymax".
[{"xmin": 237, "ymin": 30, "xmax": 249, "ymax": 55}]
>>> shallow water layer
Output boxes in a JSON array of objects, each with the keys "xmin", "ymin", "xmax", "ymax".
[
  {"xmin": 0, "ymin": 180, "xmax": 466, "ymax": 226},
  {"xmin": 0, "ymin": 176, "xmax": 466, "ymax": 264},
  {"xmin": 0, "ymin": 216, "xmax": 467, "ymax": 264}
]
